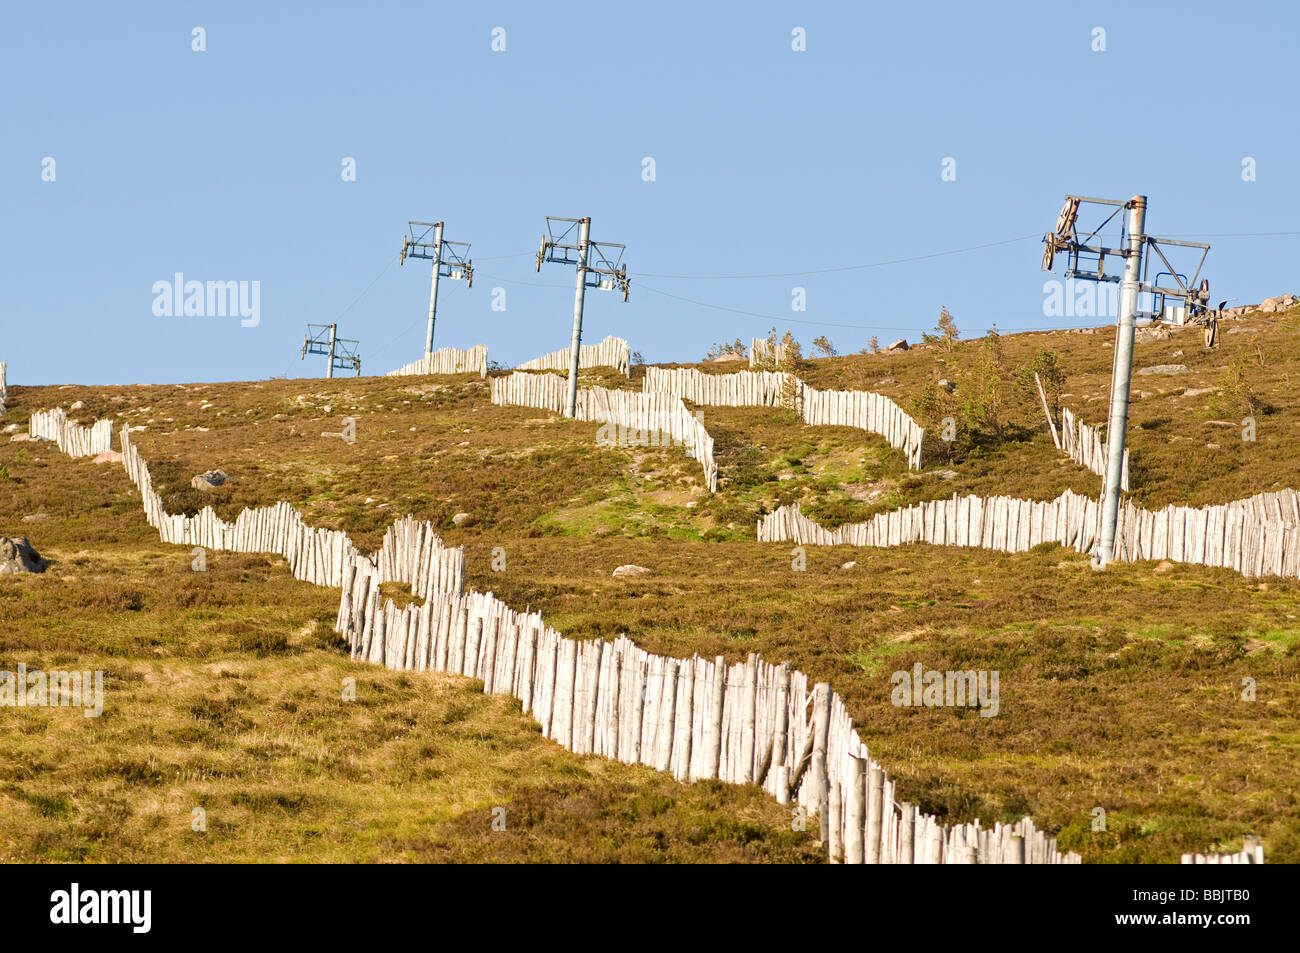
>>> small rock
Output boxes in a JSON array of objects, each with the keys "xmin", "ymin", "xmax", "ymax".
[
  {"xmin": 612, "ymin": 564, "xmax": 651, "ymax": 578},
  {"xmin": 191, "ymin": 469, "xmax": 229, "ymax": 490},
  {"xmin": 9, "ymin": 433, "xmax": 38, "ymax": 442},
  {"xmin": 839, "ymin": 560, "xmax": 857, "ymax": 570},
  {"xmin": 2, "ymin": 424, "xmax": 17, "ymax": 433},
  {"xmin": 1171, "ymin": 350, "xmax": 1184, "ymax": 358},
  {"xmin": 451, "ymin": 512, "xmax": 471, "ymax": 527},
  {"xmin": 92, "ymin": 450, "xmax": 123, "ymax": 465},
  {"xmin": 885, "ymin": 339, "xmax": 909, "ymax": 351},
  {"xmin": 932, "ymin": 468, "xmax": 958, "ymax": 481},
  {"xmin": 21, "ymin": 513, "xmax": 48, "ymax": 522},
  {"xmin": 685, "ymin": 501, "xmax": 698, "ymax": 509},
  {"xmin": 937, "ymin": 379, "xmax": 956, "ymax": 392},
  {"xmin": 1135, "ymin": 364, "xmax": 1188, "ymax": 376},
  {"xmin": 0, "ymin": 537, "xmax": 46, "ymax": 574},
  {"xmin": 874, "ymin": 378, "xmax": 897, "ymax": 386},
  {"xmin": 364, "ymin": 497, "xmax": 376, "ymax": 504},
  {"xmin": 1153, "ymin": 559, "xmax": 1174, "ymax": 573},
  {"xmin": 1224, "ymin": 326, "xmax": 1256, "ymax": 335},
  {"xmin": 1183, "ymin": 387, "xmax": 1215, "ymax": 398}
]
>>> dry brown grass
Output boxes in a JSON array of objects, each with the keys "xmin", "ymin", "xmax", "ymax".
[{"xmin": 2, "ymin": 308, "xmax": 1298, "ymax": 863}]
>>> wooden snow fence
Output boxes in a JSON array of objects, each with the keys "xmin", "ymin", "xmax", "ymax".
[
  {"xmin": 1116, "ymin": 487, "xmax": 1300, "ymax": 578},
  {"xmin": 1181, "ymin": 842, "xmax": 1265, "ymax": 864},
  {"xmin": 0, "ymin": 361, "xmax": 7, "ymax": 413},
  {"xmin": 33, "ymin": 405, "xmax": 1140, "ymax": 864},
  {"xmin": 29, "ymin": 408, "xmax": 114, "ymax": 458},
  {"xmin": 759, "ymin": 488, "xmax": 1300, "ymax": 580},
  {"xmin": 491, "ymin": 372, "xmax": 718, "ymax": 492},
  {"xmin": 797, "ymin": 384, "xmax": 924, "ymax": 470},
  {"xmin": 639, "ymin": 367, "xmax": 924, "ymax": 470},
  {"xmin": 517, "ymin": 335, "xmax": 631, "ymax": 377},
  {"xmin": 1060, "ymin": 407, "xmax": 1129, "ymax": 491},
  {"xmin": 642, "ymin": 366, "xmax": 792, "ymax": 407},
  {"xmin": 490, "ymin": 369, "xmax": 569, "ymax": 414},
  {"xmin": 32, "ymin": 407, "xmax": 1271, "ymax": 863},
  {"xmin": 336, "ymin": 587, "xmax": 1081, "ymax": 864},
  {"xmin": 117, "ymin": 427, "xmax": 464, "ymax": 592},
  {"xmin": 387, "ymin": 344, "xmax": 488, "ymax": 378},
  {"xmin": 759, "ymin": 491, "xmax": 1103, "ymax": 556}
]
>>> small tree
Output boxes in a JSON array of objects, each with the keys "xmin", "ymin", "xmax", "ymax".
[
  {"xmin": 910, "ymin": 372, "xmax": 962, "ymax": 464},
  {"xmin": 778, "ymin": 330, "xmax": 804, "ymax": 370},
  {"xmin": 1013, "ymin": 347, "xmax": 1067, "ymax": 423},
  {"xmin": 779, "ymin": 373, "xmax": 802, "ymax": 414},
  {"xmin": 1208, "ymin": 355, "xmax": 1265, "ymax": 417},
  {"xmin": 958, "ymin": 330, "xmax": 1008, "ymax": 440},
  {"xmin": 923, "ymin": 306, "xmax": 961, "ymax": 351},
  {"xmin": 812, "ymin": 334, "xmax": 837, "ymax": 358},
  {"xmin": 983, "ymin": 324, "xmax": 1003, "ymax": 366},
  {"xmin": 869, "ymin": 335, "xmax": 879, "ymax": 354}
]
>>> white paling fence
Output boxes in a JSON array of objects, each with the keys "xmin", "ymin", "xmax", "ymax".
[
  {"xmin": 517, "ymin": 335, "xmax": 631, "ymax": 377},
  {"xmin": 643, "ymin": 366, "xmax": 792, "ymax": 407},
  {"xmin": 759, "ymin": 487, "xmax": 1300, "ymax": 580},
  {"xmin": 581, "ymin": 387, "xmax": 717, "ymax": 492},
  {"xmin": 0, "ymin": 361, "xmax": 7, "ymax": 413},
  {"xmin": 799, "ymin": 384, "xmax": 924, "ymax": 470},
  {"xmin": 640, "ymin": 367, "xmax": 924, "ymax": 470},
  {"xmin": 760, "ymin": 491, "xmax": 1105, "ymax": 555},
  {"xmin": 490, "ymin": 370, "xmax": 569, "ymax": 414},
  {"xmin": 1119, "ymin": 488, "xmax": 1300, "ymax": 578},
  {"xmin": 1061, "ymin": 407, "xmax": 1129, "ymax": 491},
  {"xmin": 387, "ymin": 345, "xmax": 488, "ymax": 378},
  {"xmin": 29, "ymin": 408, "xmax": 113, "ymax": 458},
  {"xmin": 1182, "ymin": 843, "xmax": 1265, "ymax": 864},
  {"xmin": 491, "ymin": 372, "xmax": 718, "ymax": 492},
  {"xmin": 336, "ymin": 580, "xmax": 1080, "ymax": 864},
  {"xmin": 118, "ymin": 427, "xmax": 464, "ymax": 593}
]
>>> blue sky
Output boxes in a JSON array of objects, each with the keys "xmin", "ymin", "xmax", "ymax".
[{"xmin": 2, "ymin": 1, "xmax": 1297, "ymax": 385}]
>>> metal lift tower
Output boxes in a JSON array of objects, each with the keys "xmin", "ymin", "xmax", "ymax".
[
  {"xmin": 301, "ymin": 323, "xmax": 362, "ymax": 378},
  {"xmin": 400, "ymin": 221, "xmax": 473, "ymax": 358},
  {"xmin": 1042, "ymin": 194, "xmax": 1213, "ymax": 568},
  {"xmin": 535, "ymin": 216, "xmax": 630, "ymax": 417}
]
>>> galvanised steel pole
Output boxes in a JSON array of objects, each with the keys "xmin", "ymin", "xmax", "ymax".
[
  {"xmin": 1096, "ymin": 195, "xmax": 1146, "ymax": 567},
  {"xmin": 564, "ymin": 217, "xmax": 591, "ymax": 419},
  {"xmin": 424, "ymin": 222, "xmax": 444, "ymax": 358},
  {"xmin": 326, "ymin": 323, "xmax": 337, "ymax": 380}
]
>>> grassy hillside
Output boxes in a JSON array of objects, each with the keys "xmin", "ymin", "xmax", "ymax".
[{"xmin": 2, "ymin": 304, "xmax": 1298, "ymax": 863}]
